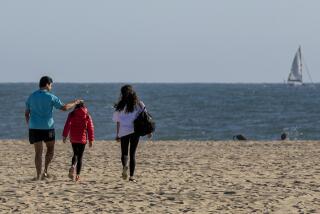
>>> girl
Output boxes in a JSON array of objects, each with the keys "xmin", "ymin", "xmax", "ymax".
[
  {"xmin": 113, "ymin": 85, "xmax": 151, "ymax": 182},
  {"xmin": 63, "ymin": 101, "xmax": 94, "ymax": 182}
]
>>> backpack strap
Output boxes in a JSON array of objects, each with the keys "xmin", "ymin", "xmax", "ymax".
[{"xmin": 138, "ymin": 101, "xmax": 146, "ymax": 113}]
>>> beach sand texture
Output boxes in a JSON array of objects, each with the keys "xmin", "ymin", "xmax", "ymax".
[{"xmin": 1, "ymin": 140, "xmax": 320, "ymax": 213}]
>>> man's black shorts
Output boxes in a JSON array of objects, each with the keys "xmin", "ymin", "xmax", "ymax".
[{"xmin": 29, "ymin": 129, "xmax": 55, "ymax": 144}]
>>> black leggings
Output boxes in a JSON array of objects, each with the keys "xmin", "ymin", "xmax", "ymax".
[
  {"xmin": 71, "ymin": 144, "xmax": 86, "ymax": 175},
  {"xmin": 121, "ymin": 133, "xmax": 140, "ymax": 177}
]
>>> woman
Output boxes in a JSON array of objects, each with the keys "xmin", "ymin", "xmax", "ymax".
[{"xmin": 112, "ymin": 85, "xmax": 151, "ymax": 182}]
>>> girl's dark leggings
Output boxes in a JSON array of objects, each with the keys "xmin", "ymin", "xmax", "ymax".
[
  {"xmin": 71, "ymin": 143, "xmax": 86, "ymax": 175},
  {"xmin": 120, "ymin": 133, "xmax": 140, "ymax": 177}
]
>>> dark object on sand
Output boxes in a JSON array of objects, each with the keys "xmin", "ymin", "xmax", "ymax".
[
  {"xmin": 280, "ymin": 133, "xmax": 287, "ymax": 140},
  {"xmin": 224, "ymin": 191, "xmax": 236, "ymax": 195},
  {"xmin": 233, "ymin": 134, "xmax": 247, "ymax": 141}
]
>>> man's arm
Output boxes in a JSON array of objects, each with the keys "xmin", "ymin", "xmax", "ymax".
[
  {"xmin": 25, "ymin": 109, "xmax": 30, "ymax": 125},
  {"xmin": 60, "ymin": 99, "xmax": 82, "ymax": 111}
]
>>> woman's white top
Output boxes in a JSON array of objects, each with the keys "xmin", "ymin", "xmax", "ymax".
[{"xmin": 112, "ymin": 101, "xmax": 145, "ymax": 137}]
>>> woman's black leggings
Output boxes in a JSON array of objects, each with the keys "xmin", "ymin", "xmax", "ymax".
[
  {"xmin": 121, "ymin": 133, "xmax": 140, "ymax": 177},
  {"xmin": 71, "ymin": 143, "xmax": 86, "ymax": 175}
]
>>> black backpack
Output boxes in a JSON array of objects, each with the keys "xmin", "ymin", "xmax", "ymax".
[{"xmin": 134, "ymin": 106, "xmax": 155, "ymax": 136}]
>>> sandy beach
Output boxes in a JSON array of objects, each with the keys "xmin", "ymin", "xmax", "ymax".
[{"xmin": 1, "ymin": 140, "xmax": 320, "ymax": 213}]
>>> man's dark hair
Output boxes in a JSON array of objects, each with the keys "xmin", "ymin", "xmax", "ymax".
[{"xmin": 39, "ymin": 76, "xmax": 53, "ymax": 88}]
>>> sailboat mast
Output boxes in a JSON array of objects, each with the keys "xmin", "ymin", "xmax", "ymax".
[{"xmin": 299, "ymin": 46, "xmax": 302, "ymax": 83}]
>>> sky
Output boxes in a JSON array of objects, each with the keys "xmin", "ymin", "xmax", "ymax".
[{"xmin": 0, "ymin": 0, "xmax": 319, "ymax": 83}]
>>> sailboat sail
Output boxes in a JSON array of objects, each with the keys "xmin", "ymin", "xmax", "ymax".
[{"xmin": 288, "ymin": 47, "xmax": 302, "ymax": 84}]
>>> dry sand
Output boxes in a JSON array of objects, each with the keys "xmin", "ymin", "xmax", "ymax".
[{"xmin": 1, "ymin": 140, "xmax": 320, "ymax": 213}]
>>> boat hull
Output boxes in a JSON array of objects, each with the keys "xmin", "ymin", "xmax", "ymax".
[{"xmin": 287, "ymin": 81, "xmax": 303, "ymax": 86}]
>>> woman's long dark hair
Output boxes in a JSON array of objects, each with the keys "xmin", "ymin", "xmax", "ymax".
[{"xmin": 114, "ymin": 85, "xmax": 139, "ymax": 113}]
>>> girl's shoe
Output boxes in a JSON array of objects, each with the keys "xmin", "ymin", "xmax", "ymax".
[
  {"xmin": 68, "ymin": 167, "xmax": 75, "ymax": 180},
  {"xmin": 129, "ymin": 177, "xmax": 137, "ymax": 183},
  {"xmin": 122, "ymin": 166, "xmax": 128, "ymax": 180},
  {"xmin": 75, "ymin": 175, "xmax": 80, "ymax": 182},
  {"xmin": 41, "ymin": 172, "xmax": 49, "ymax": 180}
]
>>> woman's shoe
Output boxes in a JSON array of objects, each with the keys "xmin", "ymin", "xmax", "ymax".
[
  {"xmin": 122, "ymin": 166, "xmax": 128, "ymax": 180},
  {"xmin": 68, "ymin": 166, "xmax": 75, "ymax": 180},
  {"xmin": 75, "ymin": 175, "xmax": 80, "ymax": 182},
  {"xmin": 41, "ymin": 172, "xmax": 49, "ymax": 180}
]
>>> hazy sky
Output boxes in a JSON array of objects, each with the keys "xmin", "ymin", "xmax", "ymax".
[{"xmin": 0, "ymin": 1, "xmax": 319, "ymax": 83}]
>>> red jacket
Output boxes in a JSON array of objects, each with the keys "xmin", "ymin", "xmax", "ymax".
[{"xmin": 62, "ymin": 107, "xmax": 94, "ymax": 144}]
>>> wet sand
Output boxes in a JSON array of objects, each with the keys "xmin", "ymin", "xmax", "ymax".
[{"xmin": 1, "ymin": 140, "xmax": 320, "ymax": 213}]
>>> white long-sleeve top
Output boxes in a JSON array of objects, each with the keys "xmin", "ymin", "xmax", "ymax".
[{"xmin": 112, "ymin": 101, "xmax": 145, "ymax": 137}]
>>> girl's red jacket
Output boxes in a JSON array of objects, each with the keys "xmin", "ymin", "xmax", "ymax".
[{"xmin": 62, "ymin": 107, "xmax": 94, "ymax": 144}]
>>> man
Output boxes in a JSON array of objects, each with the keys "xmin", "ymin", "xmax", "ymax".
[{"xmin": 25, "ymin": 76, "xmax": 82, "ymax": 180}]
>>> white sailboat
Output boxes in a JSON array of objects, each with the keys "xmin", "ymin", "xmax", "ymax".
[{"xmin": 287, "ymin": 46, "xmax": 303, "ymax": 85}]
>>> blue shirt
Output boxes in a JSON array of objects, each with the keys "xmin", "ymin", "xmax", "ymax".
[{"xmin": 26, "ymin": 90, "xmax": 64, "ymax": 129}]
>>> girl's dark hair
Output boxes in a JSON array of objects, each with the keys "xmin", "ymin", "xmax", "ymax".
[
  {"xmin": 75, "ymin": 101, "xmax": 85, "ymax": 109},
  {"xmin": 39, "ymin": 76, "xmax": 53, "ymax": 88},
  {"xmin": 114, "ymin": 85, "xmax": 139, "ymax": 113},
  {"xmin": 70, "ymin": 101, "xmax": 85, "ymax": 117}
]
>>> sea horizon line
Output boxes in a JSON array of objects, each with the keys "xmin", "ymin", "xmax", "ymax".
[{"xmin": 0, "ymin": 81, "xmax": 318, "ymax": 84}]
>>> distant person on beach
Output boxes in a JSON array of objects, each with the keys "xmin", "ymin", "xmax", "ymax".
[
  {"xmin": 280, "ymin": 133, "xmax": 287, "ymax": 140},
  {"xmin": 113, "ymin": 85, "xmax": 152, "ymax": 183},
  {"xmin": 62, "ymin": 101, "xmax": 94, "ymax": 182},
  {"xmin": 233, "ymin": 134, "xmax": 247, "ymax": 141},
  {"xmin": 25, "ymin": 76, "xmax": 82, "ymax": 180}
]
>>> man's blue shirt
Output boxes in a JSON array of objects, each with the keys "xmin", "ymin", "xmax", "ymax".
[{"xmin": 26, "ymin": 90, "xmax": 64, "ymax": 129}]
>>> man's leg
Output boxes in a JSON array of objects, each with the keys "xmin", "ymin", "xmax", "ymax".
[
  {"xmin": 33, "ymin": 142, "xmax": 43, "ymax": 180},
  {"xmin": 44, "ymin": 140, "xmax": 55, "ymax": 175}
]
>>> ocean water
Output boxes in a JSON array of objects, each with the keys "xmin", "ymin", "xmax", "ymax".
[{"xmin": 1, "ymin": 83, "xmax": 320, "ymax": 141}]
